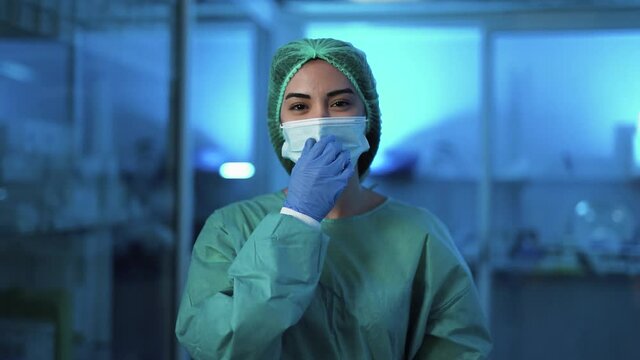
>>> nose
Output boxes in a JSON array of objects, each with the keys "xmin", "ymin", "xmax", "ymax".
[{"xmin": 309, "ymin": 102, "xmax": 330, "ymax": 118}]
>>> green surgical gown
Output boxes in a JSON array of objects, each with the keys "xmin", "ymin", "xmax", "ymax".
[{"xmin": 176, "ymin": 191, "xmax": 492, "ymax": 359}]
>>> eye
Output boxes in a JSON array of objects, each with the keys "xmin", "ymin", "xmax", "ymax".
[
  {"xmin": 289, "ymin": 103, "xmax": 307, "ymax": 111},
  {"xmin": 331, "ymin": 99, "xmax": 351, "ymax": 108}
]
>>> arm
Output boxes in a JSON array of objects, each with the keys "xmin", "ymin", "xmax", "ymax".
[
  {"xmin": 175, "ymin": 211, "xmax": 328, "ymax": 360},
  {"xmin": 176, "ymin": 135, "xmax": 351, "ymax": 359}
]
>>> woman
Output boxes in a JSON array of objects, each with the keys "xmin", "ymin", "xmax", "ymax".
[{"xmin": 176, "ymin": 38, "xmax": 492, "ymax": 359}]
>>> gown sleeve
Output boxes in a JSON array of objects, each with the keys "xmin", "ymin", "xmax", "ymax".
[
  {"xmin": 175, "ymin": 210, "xmax": 329, "ymax": 360},
  {"xmin": 406, "ymin": 216, "xmax": 493, "ymax": 359}
]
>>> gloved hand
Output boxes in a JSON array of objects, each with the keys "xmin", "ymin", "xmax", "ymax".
[{"xmin": 283, "ymin": 135, "xmax": 354, "ymax": 222}]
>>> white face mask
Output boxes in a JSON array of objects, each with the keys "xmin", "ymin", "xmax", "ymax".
[{"xmin": 280, "ymin": 116, "xmax": 370, "ymax": 166}]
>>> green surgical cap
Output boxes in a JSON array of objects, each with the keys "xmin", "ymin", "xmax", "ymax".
[{"xmin": 267, "ymin": 38, "xmax": 381, "ymax": 177}]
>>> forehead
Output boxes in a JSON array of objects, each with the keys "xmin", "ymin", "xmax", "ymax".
[{"xmin": 284, "ymin": 59, "xmax": 354, "ymax": 92}]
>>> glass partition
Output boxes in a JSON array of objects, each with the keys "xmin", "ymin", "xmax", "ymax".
[
  {"xmin": 306, "ymin": 23, "xmax": 483, "ymax": 264},
  {"xmin": 491, "ymin": 29, "xmax": 640, "ymax": 360},
  {"xmin": 0, "ymin": 4, "xmax": 176, "ymax": 359}
]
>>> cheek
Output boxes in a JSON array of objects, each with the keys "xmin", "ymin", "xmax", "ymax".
[
  {"xmin": 357, "ymin": 100, "xmax": 366, "ymax": 116},
  {"xmin": 279, "ymin": 106, "xmax": 290, "ymax": 123},
  {"xmin": 280, "ymin": 109, "xmax": 299, "ymax": 123}
]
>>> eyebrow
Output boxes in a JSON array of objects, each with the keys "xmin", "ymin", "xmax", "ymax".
[
  {"xmin": 284, "ymin": 92, "xmax": 310, "ymax": 100},
  {"xmin": 327, "ymin": 88, "xmax": 354, "ymax": 97},
  {"xmin": 284, "ymin": 88, "xmax": 354, "ymax": 100}
]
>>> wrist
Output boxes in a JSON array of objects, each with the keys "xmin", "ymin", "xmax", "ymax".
[
  {"xmin": 283, "ymin": 201, "xmax": 320, "ymax": 222},
  {"xmin": 280, "ymin": 207, "xmax": 322, "ymax": 229}
]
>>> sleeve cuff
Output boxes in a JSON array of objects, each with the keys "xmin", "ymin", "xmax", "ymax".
[{"xmin": 280, "ymin": 207, "xmax": 321, "ymax": 230}]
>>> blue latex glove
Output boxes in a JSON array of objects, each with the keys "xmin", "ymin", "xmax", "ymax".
[{"xmin": 284, "ymin": 135, "xmax": 354, "ymax": 222}]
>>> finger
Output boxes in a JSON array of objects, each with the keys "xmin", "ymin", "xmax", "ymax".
[
  {"xmin": 339, "ymin": 164, "xmax": 355, "ymax": 181},
  {"xmin": 340, "ymin": 150, "xmax": 351, "ymax": 169},
  {"xmin": 339, "ymin": 154, "xmax": 355, "ymax": 176},
  {"xmin": 323, "ymin": 141, "xmax": 345, "ymax": 163},
  {"xmin": 309, "ymin": 135, "xmax": 337, "ymax": 158},
  {"xmin": 320, "ymin": 136, "xmax": 347, "ymax": 164},
  {"xmin": 328, "ymin": 150, "xmax": 350, "ymax": 169},
  {"xmin": 296, "ymin": 138, "xmax": 317, "ymax": 163},
  {"xmin": 302, "ymin": 138, "xmax": 316, "ymax": 153},
  {"xmin": 322, "ymin": 151, "xmax": 348, "ymax": 177}
]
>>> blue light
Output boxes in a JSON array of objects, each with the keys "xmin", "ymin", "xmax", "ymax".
[
  {"xmin": 0, "ymin": 61, "xmax": 34, "ymax": 82},
  {"xmin": 219, "ymin": 162, "xmax": 255, "ymax": 179},
  {"xmin": 635, "ymin": 112, "xmax": 640, "ymax": 173},
  {"xmin": 575, "ymin": 201, "xmax": 590, "ymax": 217}
]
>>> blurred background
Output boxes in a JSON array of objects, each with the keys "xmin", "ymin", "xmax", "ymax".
[{"xmin": 1, "ymin": 0, "xmax": 639, "ymax": 359}]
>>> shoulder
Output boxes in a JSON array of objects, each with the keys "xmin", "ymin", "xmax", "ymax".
[
  {"xmin": 202, "ymin": 192, "xmax": 284, "ymax": 237},
  {"xmin": 382, "ymin": 198, "xmax": 467, "ymax": 267},
  {"xmin": 213, "ymin": 191, "xmax": 283, "ymax": 219},
  {"xmin": 385, "ymin": 202, "xmax": 477, "ymax": 316},
  {"xmin": 380, "ymin": 198, "xmax": 452, "ymax": 239},
  {"xmin": 192, "ymin": 192, "xmax": 284, "ymax": 258}
]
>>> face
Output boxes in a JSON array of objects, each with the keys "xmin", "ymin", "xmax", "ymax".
[{"xmin": 280, "ymin": 60, "xmax": 365, "ymax": 123}]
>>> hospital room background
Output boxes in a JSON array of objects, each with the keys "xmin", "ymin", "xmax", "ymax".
[{"xmin": 1, "ymin": 0, "xmax": 639, "ymax": 359}]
